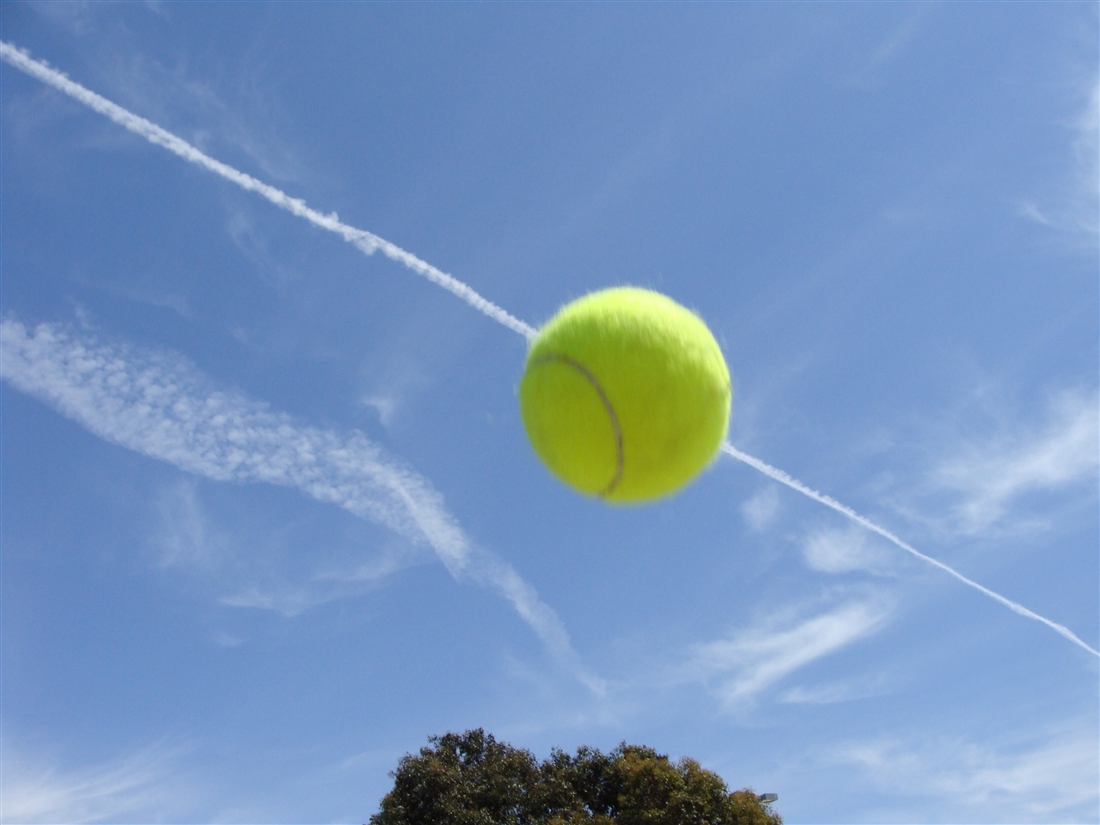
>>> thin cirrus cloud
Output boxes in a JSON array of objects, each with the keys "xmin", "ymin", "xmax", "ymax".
[
  {"xmin": 740, "ymin": 484, "xmax": 781, "ymax": 532},
  {"xmin": 2, "ymin": 741, "xmax": 190, "ymax": 824},
  {"xmin": 931, "ymin": 389, "xmax": 1100, "ymax": 535},
  {"xmin": 723, "ymin": 442, "xmax": 1100, "ymax": 658},
  {"xmin": 687, "ymin": 597, "xmax": 894, "ymax": 708},
  {"xmin": 0, "ymin": 317, "xmax": 602, "ymax": 692},
  {"xmin": 0, "ymin": 41, "xmax": 538, "ymax": 342},
  {"xmin": 1016, "ymin": 75, "xmax": 1099, "ymax": 240},
  {"xmin": 778, "ymin": 673, "xmax": 893, "ymax": 706},
  {"xmin": 220, "ymin": 583, "xmax": 373, "ymax": 618},
  {"xmin": 5, "ymin": 38, "xmax": 1094, "ymax": 661},
  {"xmin": 802, "ymin": 524, "xmax": 901, "ymax": 577},
  {"xmin": 1073, "ymin": 80, "xmax": 1099, "ymax": 206},
  {"xmin": 830, "ymin": 723, "xmax": 1100, "ymax": 821},
  {"xmin": 152, "ymin": 478, "xmax": 424, "ymax": 619}
]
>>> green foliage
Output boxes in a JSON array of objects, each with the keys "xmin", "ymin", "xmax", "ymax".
[
  {"xmin": 371, "ymin": 729, "xmax": 782, "ymax": 825},
  {"xmin": 370, "ymin": 729, "xmax": 542, "ymax": 825}
]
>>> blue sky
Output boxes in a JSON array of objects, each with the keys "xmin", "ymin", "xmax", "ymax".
[{"xmin": 2, "ymin": 3, "xmax": 1097, "ymax": 823}]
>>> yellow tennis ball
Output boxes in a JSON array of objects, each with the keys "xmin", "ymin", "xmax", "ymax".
[{"xmin": 519, "ymin": 286, "xmax": 731, "ymax": 504}]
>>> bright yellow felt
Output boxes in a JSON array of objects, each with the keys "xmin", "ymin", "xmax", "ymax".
[{"xmin": 519, "ymin": 287, "xmax": 731, "ymax": 504}]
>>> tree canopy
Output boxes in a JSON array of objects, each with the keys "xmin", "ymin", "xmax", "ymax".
[{"xmin": 371, "ymin": 729, "xmax": 782, "ymax": 825}]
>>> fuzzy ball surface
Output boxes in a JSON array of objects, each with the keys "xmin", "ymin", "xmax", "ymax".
[{"xmin": 519, "ymin": 287, "xmax": 731, "ymax": 504}]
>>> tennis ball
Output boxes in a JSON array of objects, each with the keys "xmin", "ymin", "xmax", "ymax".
[{"xmin": 519, "ymin": 286, "xmax": 731, "ymax": 504}]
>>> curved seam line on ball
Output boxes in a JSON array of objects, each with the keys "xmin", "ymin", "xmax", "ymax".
[{"xmin": 528, "ymin": 352, "xmax": 623, "ymax": 497}]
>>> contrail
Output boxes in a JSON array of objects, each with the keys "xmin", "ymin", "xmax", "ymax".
[
  {"xmin": 721, "ymin": 442, "xmax": 1100, "ymax": 658},
  {"xmin": 0, "ymin": 41, "xmax": 538, "ymax": 342},
  {"xmin": 0, "ymin": 317, "xmax": 604, "ymax": 692},
  {"xmin": 4, "ymin": 40, "xmax": 1094, "ymax": 660}
]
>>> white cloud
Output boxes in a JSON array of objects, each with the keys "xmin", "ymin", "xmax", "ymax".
[
  {"xmin": 219, "ymin": 585, "xmax": 341, "ymax": 618},
  {"xmin": 688, "ymin": 596, "xmax": 893, "ymax": 707},
  {"xmin": 778, "ymin": 672, "xmax": 892, "ymax": 705},
  {"xmin": 154, "ymin": 480, "xmax": 226, "ymax": 570},
  {"xmin": 1015, "ymin": 199, "xmax": 1054, "ymax": 227},
  {"xmin": 725, "ymin": 442, "xmax": 1099, "ymax": 658},
  {"xmin": 802, "ymin": 524, "xmax": 899, "ymax": 576},
  {"xmin": 28, "ymin": 1, "xmax": 99, "ymax": 36},
  {"xmin": 1017, "ymin": 72, "xmax": 1099, "ymax": 241},
  {"xmin": 832, "ymin": 722, "xmax": 1100, "ymax": 823},
  {"xmin": 932, "ymin": 389, "xmax": 1098, "ymax": 534},
  {"xmin": 1075, "ymin": 78, "xmax": 1099, "ymax": 154},
  {"xmin": 313, "ymin": 547, "xmax": 412, "ymax": 584},
  {"xmin": 151, "ymin": 478, "xmax": 424, "ymax": 618},
  {"xmin": 212, "ymin": 630, "xmax": 246, "ymax": 648},
  {"xmin": 0, "ymin": 42, "xmax": 537, "ymax": 340},
  {"xmin": 361, "ymin": 394, "xmax": 400, "ymax": 429},
  {"xmin": 740, "ymin": 485, "xmax": 780, "ymax": 532},
  {"xmin": 846, "ymin": 8, "xmax": 929, "ymax": 90},
  {"xmin": 214, "ymin": 545, "xmax": 414, "ymax": 619},
  {"xmin": 2, "ymin": 741, "xmax": 191, "ymax": 823},
  {"xmin": 0, "ymin": 317, "xmax": 599, "ymax": 689},
  {"xmin": 1070, "ymin": 77, "xmax": 1099, "ymax": 230}
]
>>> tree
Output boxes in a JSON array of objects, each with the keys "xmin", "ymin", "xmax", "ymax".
[{"xmin": 371, "ymin": 729, "xmax": 782, "ymax": 825}]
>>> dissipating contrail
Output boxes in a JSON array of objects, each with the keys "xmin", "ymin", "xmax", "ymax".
[
  {"xmin": 0, "ymin": 42, "xmax": 537, "ymax": 342},
  {"xmin": 721, "ymin": 443, "xmax": 1099, "ymax": 658},
  {"xmin": 3, "ymin": 40, "xmax": 1095, "ymax": 660}
]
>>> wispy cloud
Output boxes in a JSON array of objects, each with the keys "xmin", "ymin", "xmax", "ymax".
[
  {"xmin": 26, "ymin": 1, "xmax": 100, "ymax": 37},
  {"xmin": 1072, "ymin": 79, "xmax": 1099, "ymax": 206},
  {"xmin": 360, "ymin": 394, "xmax": 400, "ymax": 429},
  {"xmin": 832, "ymin": 723, "xmax": 1100, "ymax": 823},
  {"xmin": 846, "ymin": 7, "xmax": 929, "ymax": 90},
  {"xmin": 219, "ymin": 585, "xmax": 351, "ymax": 618},
  {"xmin": 779, "ymin": 672, "xmax": 893, "ymax": 705},
  {"xmin": 152, "ymin": 478, "xmax": 423, "ymax": 619},
  {"xmin": 2, "ymin": 741, "xmax": 190, "ymax": 823},
  {"xmin": 153, "ymin": 479, "xmax": 227, "ymax": 570},
  {"xmin": 1017, "ymin": 73, "xmax": 1099, "ymax": 241},
  {"xmin": 740, "ymin": 485, "xmax": 780, "ymax": 532},
  {"xmin": 0, "ymin": 41, "xmax": 537, "ymax": 341},
  {"xmin": 722, "ymin": 442, "xmax": 1100, "ymax": 658},
  {"xmin": 688, "ymin": 596, "xmax": 893, "ymax": 707},
  {"xmin": 1015, "ymin": 199, "xmax": 1056, "ymax": 228},
  {"xmin": 213, "ymin": 551, "xmax": 411, "ymax": 618},
  {"xmin": 802, "ymin": 524, "xmax": 901, "ymax": 577},
  {"xmin": 931, "ymin": 388, "xmax": 1099, "ymax": 535},
  {"xmin": 0, "ymin": 317, "xmax": 600, "ymax": 689}
]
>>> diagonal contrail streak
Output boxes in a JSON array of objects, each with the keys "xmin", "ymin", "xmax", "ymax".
[
  {"xmin": 4, "ymin": 40, "xmax": 1094, "ymax": 660},
  {"xmin": 0, "ymin": 317, "xmax": 605, "ymax": 692},
  {"xmin": 0, "ymin": 41, "xmax": 538, "ymax": 342},
  {"xmin": 721, "ymin": 442, "xmax": 1100, "ymax": 658}
]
